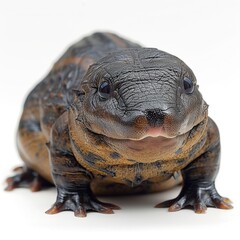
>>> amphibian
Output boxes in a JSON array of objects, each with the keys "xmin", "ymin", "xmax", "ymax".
[{"xmin": 5, "ymin": 32, "xmax": 232, "ymax": 217}]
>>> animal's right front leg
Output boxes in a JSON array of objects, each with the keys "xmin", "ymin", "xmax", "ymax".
[
  {"xmin": 46, "ymin": 153, "xmax": 119, "ymax": 217},
  {"xmin": 46, "ymin": 112, "xmax": 120, "ymax": 217}
]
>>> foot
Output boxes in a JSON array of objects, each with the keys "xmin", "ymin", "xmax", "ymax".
[
  {"xmin": 155, "ymin": 183, "xmax": 233, "ymax": 213},
  {"xmin": 5, "ymin": 166, "xmax": 52, "ymax": 192},
  {"xmin": 46, "ymin": 187, "xmax": 120, "ymax": 217}
]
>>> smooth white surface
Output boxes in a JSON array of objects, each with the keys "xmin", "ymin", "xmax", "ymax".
[{"xmin": 0, "ymin": 0, "xmax": 239, "ymax": 239}]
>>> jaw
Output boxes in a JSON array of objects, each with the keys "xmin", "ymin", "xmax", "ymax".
[
  {"xmin": 100, "ymin": 127, "xmax": 188, "ymax": 163},
  {"xmin": 82, "ymin": 105, "xmax": 208, "ymax": 162},
  {"xmin": 100, "ymin": 120, "xmax": 207, "ymax": 163}
]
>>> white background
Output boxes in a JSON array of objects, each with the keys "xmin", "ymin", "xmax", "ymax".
[{"xmin": 0, "ymin": 0, "xmax": 239, "ymax": 239}]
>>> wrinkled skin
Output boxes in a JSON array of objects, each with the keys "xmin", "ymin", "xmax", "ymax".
[
  {"xmin": 79, "ymin": 48, "xmax": 206, "ymax": 140},
  {"xmin": 5, "ymin": 32, "xmax": 232, "ymax": 217}
]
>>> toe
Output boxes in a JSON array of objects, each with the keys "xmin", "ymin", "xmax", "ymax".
[
  {"xmin": 98, "ymin": 207, "xmax": 114, "ymax": 214},
  {"xmin": 168, "ymin": 202, "xmax": 182, "ymax": 212},
  {"xmin": 222, "ymin": 197, "xmax": 233, "ymax": 205},
  {"xmin": 91, "ymin": 201, "xmax": 115, "ymax": 214},
  {"xmin": 155, "ymin": 199, "xmax": 176, "ymax": 208},
  {"xmin": 213, "ymin": 198, "xmax": 233, "ymax": 209},
  {"xmin": 194, "ymin": 202, "xmax": 207, "ymax": 214},
  {"xmin": 30, "ymin": 178, "xmax": 42, "ymax": 192},
  {"xmin": 101, "ymin": 202, "xmax": 121, "ymax": 210},
  {"xmin": 74, "ymin": 207, "xmax": 87, "ymax": 218},
  {"xmin": 5, "ymin": 177, "xmax": 14, "ymax": 185},
  {"xmin": 45, "ymin": 203, "xmax": 64, "ymax": 215},
  {"xmin": 4, "ymin": 183, "xmax": 15, "ymax": 191},
  {"xmin": 13, "ymin": 166, "xmax": 24, "ymax": 172}
]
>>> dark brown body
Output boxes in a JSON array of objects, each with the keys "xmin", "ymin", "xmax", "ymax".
[
  {"xmin": 6, "ymin": 32, "xmax": 232, "ymax": 217},
  {"xmin": 17, "ymin": 33, "xmax": 179, "ymax": 194}
]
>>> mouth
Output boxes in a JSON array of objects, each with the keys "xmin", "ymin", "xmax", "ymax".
[
  {"xmin": 141, "ymin": 127, "xmax": 165, "ymax": 138},
  {"xmin": 103, "ymin": 119, "xmax": 204, "ymax": 143},
  {"xmin": 128, "ymin": 127, "xmax": 169, "ymax": 141},
  {"xmin": 100, "ymin": 121, "xmax": 206, "ymax": 155},
  {"xmin": 106, "ymin": 126, "xmax": 179, "ymax": 153}
]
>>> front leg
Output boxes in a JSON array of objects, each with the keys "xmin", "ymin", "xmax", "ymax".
[
  {"xmin": 46, "ymin": 178, "xmax": 119, "ymax": 217},
  {"xmin": 156, "ymin": 119, "xmax": 233, "ymax": 213},
  {"xmin": 46, "ymin": 112, "xmax": 119, "ymax": 217}
]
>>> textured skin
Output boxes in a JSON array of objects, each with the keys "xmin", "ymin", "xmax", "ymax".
[{"xmin": 6, "ymin": 32, "xmax": 232, "ymax": 217}]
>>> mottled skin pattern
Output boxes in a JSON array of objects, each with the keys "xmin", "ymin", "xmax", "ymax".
[{"xmin": 6, "ymin": 32, "xmax": 232, "ymax": 217}]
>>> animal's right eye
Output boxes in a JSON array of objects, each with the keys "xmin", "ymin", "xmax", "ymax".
[
  {"xmin": 183, "ymin": 77, "xmax": 194, "ymax": 94},
  {"xmin": 98, "ymin": 81, "xmax": 111, "ymax": 100}
]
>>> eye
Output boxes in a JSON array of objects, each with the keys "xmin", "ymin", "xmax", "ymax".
[
  {"xmin": 183, "ymin": 77, "xmax": 194, "ymax": 94},
  {"xmin": 98, "ymin": 81, "xmax": 111, "ymax": 100}
]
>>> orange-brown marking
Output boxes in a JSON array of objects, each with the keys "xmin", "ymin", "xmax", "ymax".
[
  {"xmin": 53, "ymin": 56, "xmax": 95, "ymax": 72},
  {"xmin": 105, "ymin": 33, "xmax": 130, "ymax": 48}
]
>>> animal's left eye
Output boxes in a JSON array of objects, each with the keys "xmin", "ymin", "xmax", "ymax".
[
  {"xmin": 98, "ymin": 81, "xmax": 111, "ymax": 100},
  {"xmin": 183, "ymin": 77, "xmax": 194, "ymax": 94}
]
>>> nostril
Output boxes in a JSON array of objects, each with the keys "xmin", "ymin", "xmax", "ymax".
[{"xmin": 145, "ymin": 109, "xmax": 164, "ymax": 127}]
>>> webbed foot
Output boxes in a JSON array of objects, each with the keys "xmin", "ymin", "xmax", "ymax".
[
  {"xmin": 46, "ymin": 187, "xmax": 120, "ymax": 217},
  {"xmin": 5, "ymin": 166, "xmax": 52, "ymax": 192},
  {"xmin": 155, "ymin": 183, "xmax": 233, "ymax": 213}
]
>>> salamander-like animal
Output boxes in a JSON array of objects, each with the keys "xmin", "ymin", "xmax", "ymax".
[{"xmin": 5, "ymin": 32, "xmax": 232, "ymax": 217}]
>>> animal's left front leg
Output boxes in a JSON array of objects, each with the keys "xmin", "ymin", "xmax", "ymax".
[{"xmin": 156, "ymin": 141, "xmax": 233, "ymax": 213}]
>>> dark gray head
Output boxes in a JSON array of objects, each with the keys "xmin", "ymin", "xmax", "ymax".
[{"xmin": 74, "ymin": 48, "xmax": 208, "ymax": 140}]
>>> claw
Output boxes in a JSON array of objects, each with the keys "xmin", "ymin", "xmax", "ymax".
[
  {"xmin": 194, "ymin": 203, "xmax": 207, "ymax": 214},
  {"xmin": 45, "ymin": 207, "xmax": 58, "ymax": 215},
  {"xmin": 13, "ymin": 166, "xmax": 24, "ymax": 172},
  {"xmin": 98, "ymin": 207, "xmax": 114, "ymax": 214},
  {"xmin": 45, "ymin": 203, "xmax": 64, "ymax": 215},
  {"xmin": 155, "ymin": 199, "xmax": 175, "ymax": 208},
  {"xmin": 5, "ymin": 166, "xmax": 52, "ymax": 192},
  {"xmin": 168, "ymin": 203, "xmax": 182, "ymax": 212},
  {"xmin": 5, "ymin": 183, "xmax": 15, "ymax": 191},
  {"xmin": 74, "ymin": 208, "xmax": 87, "ymax": 218},
  {"xmin": 212, "ymin": 198, "xmax": 233, "ymax": 210},
  {"xmin": 98, "ymin": 201, "xmax": 121, "ymax": 210},
  {"xmin": 222, "ymin": 197, "xmax": 233, "ymax": 205},
  {"xmin": 30, "ymin": 178, "xmax": 43, "ymax": 192}
]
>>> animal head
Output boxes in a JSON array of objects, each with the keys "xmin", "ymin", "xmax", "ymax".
[{"xmin": 73, "ymin": 48, "xmax": 208, "ymax": 140}]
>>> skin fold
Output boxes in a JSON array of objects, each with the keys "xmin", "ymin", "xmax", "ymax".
[{"xmin": 5, "ymin": 32, "xmax": 232, "ymax": 217}]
